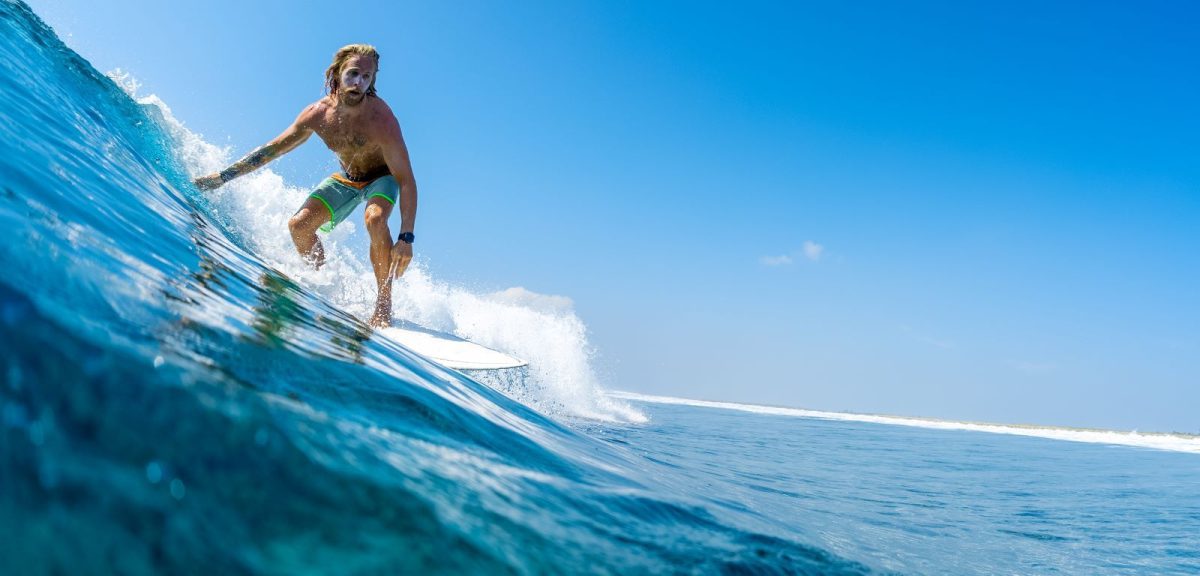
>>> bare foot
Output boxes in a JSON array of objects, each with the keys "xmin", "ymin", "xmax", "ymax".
[
  {"xmin": 302, "ymin": 248, "xmax": 325, "ymax": 270},
  {"xmin": 369, "ymin": 301, "xmax": 392, "ymax": 328},
  {"xmin": 368, "ymin": 312, "xmax": 390, "ymax": 329}
]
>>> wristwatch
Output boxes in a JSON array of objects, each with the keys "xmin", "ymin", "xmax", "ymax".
[{"xmin": 397, "ymin": 232, "xmax": 415, "ymax": 244}]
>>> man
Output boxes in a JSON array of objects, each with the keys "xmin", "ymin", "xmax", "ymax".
[{"xmin": 194, "ymin": 44, "xmax": 417, "ymax": 328}]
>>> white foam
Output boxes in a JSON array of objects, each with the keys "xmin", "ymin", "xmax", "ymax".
[
  {"xmin": 612, "ymin": 392, "xmax": 1200, "ymax": 454},
  {"xmin": 392, "ymin": 275, "xmax": 646, "ymax": 423},
  {"xmin": 112, "ymin": 72, "xmax": 644, "ymax": 424}
]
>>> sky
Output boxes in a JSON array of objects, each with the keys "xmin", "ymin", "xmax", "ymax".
[{"xmin": 25, "ymin": 0, "xmax": 1199, "ymax": 432}]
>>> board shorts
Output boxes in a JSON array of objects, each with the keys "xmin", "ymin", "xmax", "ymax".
[{"xmin": 307, "ymin": 172, "xmax": 399, "ymax": 232}]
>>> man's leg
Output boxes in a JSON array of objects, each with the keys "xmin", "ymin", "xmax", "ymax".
[
  {"xmin": 364, "ymin": 196, "xmax": 396, "ymax": 327},
  {"xmin": 288, "ymin": 197, "xmax": 331, "ymax": 268}
]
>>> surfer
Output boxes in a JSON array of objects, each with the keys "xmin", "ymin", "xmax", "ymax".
[{"xmin": 194, "ymin": 44, "xmax": 416, "ymax": 328}]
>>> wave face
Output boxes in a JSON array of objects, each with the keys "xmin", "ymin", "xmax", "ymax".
[{"xmin": 0, "ymin": 2, "xmax": 869, "ymax": 573}]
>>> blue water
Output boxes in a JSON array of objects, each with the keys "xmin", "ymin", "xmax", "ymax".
[
  {"xmin": 2, "ymin": 1, "xmax": 1198, "ymax": 573},
  {"xmin": 597, "ymin": 399, "xmax": 1200, "ymax": 574}
]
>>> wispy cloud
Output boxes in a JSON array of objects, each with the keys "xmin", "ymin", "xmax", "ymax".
[
  {"xmin": 760, "ymin": 254, "xmax": 794, "ymax": 267},
  {"xmin": 759, "ymin": 240, "xmax": 825, "ymax": 267},
  {"xmin": 803, "ymin": 241, "xmax": 824, "ymax": 262}
]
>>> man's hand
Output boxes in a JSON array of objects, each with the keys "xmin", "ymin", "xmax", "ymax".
[
  {"xmin": 193, "ymin": 174, "xmax": 224, "ymax": 190},
  {"xmin": 389, "ymin": 240, "xmax": 413, "ymax": 279}
]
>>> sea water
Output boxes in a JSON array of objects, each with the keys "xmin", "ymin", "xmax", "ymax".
[
  {"xmin": 1, "ymin": 1, "xmax": 1197, "ymax": 573},
  {"xmin": 599, "ymin": 395, "xmax": 1200, "ymax": 574}
]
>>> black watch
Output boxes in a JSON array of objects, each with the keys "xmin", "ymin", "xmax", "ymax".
[{"xmin": 397, "ymin": 232, "xmax": 415, "ymax": 244}]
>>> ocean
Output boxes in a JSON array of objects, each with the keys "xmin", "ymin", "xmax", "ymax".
[{"xmin": 1, "ymin": 1, "xmax": 1197, "ymax": 573}]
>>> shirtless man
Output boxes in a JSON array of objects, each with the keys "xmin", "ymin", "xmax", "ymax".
[{"xmin": 194, "ymin": 44, "xmax": 416, "ymax": 328}]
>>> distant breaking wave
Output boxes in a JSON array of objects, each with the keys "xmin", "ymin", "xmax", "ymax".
[{"xmin": 612, "ymin": 392, "xmax": 1200, "ymax": 454}]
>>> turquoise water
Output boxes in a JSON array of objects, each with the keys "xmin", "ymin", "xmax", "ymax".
[
  {"xmin": 600, "ymin": 398, "xmax": 1200, "ymax": 574},
  {"xmin": 2, "ymin": 1, "xmax": 1198, "ymax": 573}
]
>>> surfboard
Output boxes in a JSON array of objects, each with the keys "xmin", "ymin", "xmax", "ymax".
[{"xmin": 380, "ymin": 321, "xmax": 527, "ymax": 370}]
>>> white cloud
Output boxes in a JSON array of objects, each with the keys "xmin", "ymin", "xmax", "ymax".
[
  {"xmin": 486, "ymin": 286, "xmax": 574, "ymax": 313},
  {"xmin": 760, "ymin": 240, "xmax": 825, "ymax": 267},
  {"xmin": 803, "ymin": 241, "xmax": 824, "ymax": 262}
]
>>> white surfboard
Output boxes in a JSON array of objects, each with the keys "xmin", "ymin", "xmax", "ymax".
[{"xmin": 380, "ymin": 321, "xmax": 527, "ymax": 370}]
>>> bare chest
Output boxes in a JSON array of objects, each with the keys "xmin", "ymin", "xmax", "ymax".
[{"xmin": 314, "ymin": 112, "xmax": 380, "ymax": 160}]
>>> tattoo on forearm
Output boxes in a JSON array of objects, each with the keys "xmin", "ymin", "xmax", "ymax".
[
  {"xmin": 244, "ymin": 145, "xmax": 274, "ymax": 168},
  {"xmin": 220, "ymin": 144, "xmax": 278, "ymax": 183}
]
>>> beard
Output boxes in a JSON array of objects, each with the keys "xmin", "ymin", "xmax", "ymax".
[{"xmin": 339, "ymin": 89, "xmax": 366, "ymax": 106}]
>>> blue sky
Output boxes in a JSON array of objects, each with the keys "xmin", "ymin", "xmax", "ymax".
[{"xmin": 27, "ymin": 0, "xmax": 1199, "ymax": 431}]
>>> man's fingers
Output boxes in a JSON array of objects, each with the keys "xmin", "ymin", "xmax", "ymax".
[
  {"xmin": 389, "ymin": 255, "xmax": 408, "ymax": 280},
  {"xmin": 388, "ymin": 243, "xmax": 413, "ymax": 280},
  {"xmin": 393, "ymin": 257, "xmax": 411, "ymax": 279}
]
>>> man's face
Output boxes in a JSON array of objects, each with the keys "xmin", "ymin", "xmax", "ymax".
[{"xmin": 339, "ymin": 55, "xmax": 377, "ymax": 106}]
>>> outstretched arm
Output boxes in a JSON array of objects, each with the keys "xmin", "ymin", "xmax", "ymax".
[
  {"xmin": 194, "ymin": 106, "xmax": 316, "ymax": 190},
  {"xmin": 379, "ymin": 114, "xmax": 418, "ymax": 278}
]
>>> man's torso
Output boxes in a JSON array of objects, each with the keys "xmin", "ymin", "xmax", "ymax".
[{"xmin": 309, "ymin": 96, "xmax": 390, "ymax": 180}]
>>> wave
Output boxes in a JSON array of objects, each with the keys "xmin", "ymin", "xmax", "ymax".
[
  {"xmin": 613, "ymin": 392, "xmax": 1200, "ymax": 454},
  {"xmin": 0, "ymin": 1, "xmax": 868, "ymax": 573}
]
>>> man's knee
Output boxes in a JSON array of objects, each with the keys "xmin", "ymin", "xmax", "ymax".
[
  {"xmin": 364, "ymin": 205, "xmax": 390, "ymax": 238},
  {"xmin": 289, "ymin": 209, "xmax": 319, "ymax": 236}
]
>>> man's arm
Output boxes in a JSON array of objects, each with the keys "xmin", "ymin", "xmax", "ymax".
[
  {"xmin": 193, "ymin": 106, "xmax": 316, "ymax": 190},
  {"xmin": 378, "ymin": 112, "xmax": 418, "ymax": 278},
  {"xmin": 379, "ymin": 116, "xmax": 417, "ymax": 235}
]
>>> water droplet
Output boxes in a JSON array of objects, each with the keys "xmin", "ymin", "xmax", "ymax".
[
  {"xmin": 170, "ymin": 478, "xmax": 186, "ymax": 500},
  {"xmin": 153, "ymin": 356, "xmax": 164, "ymax": 368},
  {"xmin": 146, "ymin": 461, "xmax": 163, "ymax": 484}
]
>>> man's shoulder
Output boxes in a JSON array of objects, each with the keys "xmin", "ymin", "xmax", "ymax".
[
  {"xmin": 307, "ymin": 97, "xmax": 337, "ymax": 114},
  {"xmin": 293, "ymin": 98, "xmax": 333, "ymax": 127},
  {"xmin": 366, "ymin": 96, "xmax": 400, "ymax": 128},
  {"xmin": 366, "ymin": 95, "xmax": 396, "ymax": 115}
]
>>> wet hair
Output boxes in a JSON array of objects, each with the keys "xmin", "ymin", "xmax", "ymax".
[{"xmin": 324, "ymin": 44, "xmax": 380, "ymax": 97}]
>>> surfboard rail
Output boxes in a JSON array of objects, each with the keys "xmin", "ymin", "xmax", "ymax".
[{"xmin": 380, "ymin": 322, "xmax": 527, "ymax": 371}]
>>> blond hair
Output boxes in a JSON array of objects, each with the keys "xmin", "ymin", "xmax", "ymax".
[{"xmin": 325, "ymin": 44, "xmax": 380, "ymax": 97}]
